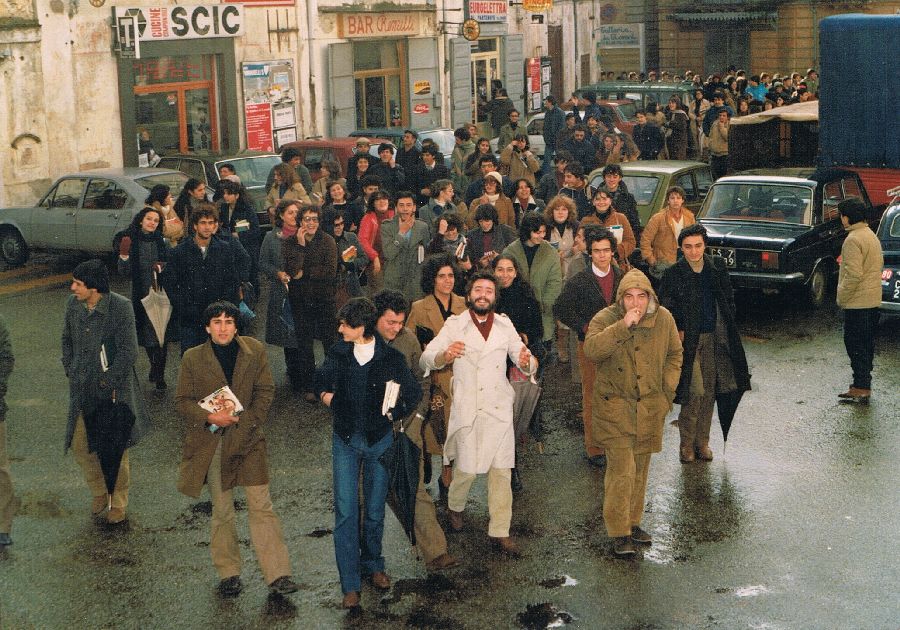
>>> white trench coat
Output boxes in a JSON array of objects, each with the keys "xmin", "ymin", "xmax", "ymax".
[{"xmin": 420, "ymin": 311, "xmax": 536, "ymax": 474}]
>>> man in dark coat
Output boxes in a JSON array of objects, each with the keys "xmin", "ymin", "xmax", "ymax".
[
  {"xmin": 542, "ymin": 96, "xmax": 566, "ymax": 172},
  {"xmin": 486, "ymin": 88, "xmax": 516, "ymax": 137},
  {"xmin": 175, "ymin": 301, "xmax": 298, "ymax": 598},
  {"xmin": 0, "ymin": 316, "xmax": 15, "ymax": 546},
  {"xmin": 413, "ymin": 146, "xmax": 451, "ymax": 206},
  {"xmin": 368, "ymin": 143, "xmax": 406, "ymax": 198},
  {"xmin": 561, "ymin": 126, "xmax": 598, "ymax": 174},
  {"xmin": 164, "ymin": 204, "xmax": 242, "ymax": 353},
  {"xmin": 554, "ymin": 227, "xmax": 625, "ymax": 468},
  {"xmin": 395, "ymin": 129, "xmax": 422, "ymax": 173},
  {"xmin": 658, "ymin": 224, "xmax": 750, "ymax": 463},
  {"xmin": 632, "ymin": 110, "xmax": 664, "ymax": 161},
  {"xmin": 601, "ymin": 164, "xmax": 641, "ymax": 238},
  {"xmin": 62, "ymin": 260, "xmax": 150, "ymax": 525}
]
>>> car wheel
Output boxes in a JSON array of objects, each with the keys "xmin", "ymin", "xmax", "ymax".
[
  {"xmin": 0, "ymin": 229, "xmax": 28, "ymax": 267},
  {"xmin": 806, "ymin": 266, "xmax": 828, "ymax": 308}
]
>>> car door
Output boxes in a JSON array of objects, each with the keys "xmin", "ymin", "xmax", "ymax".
[
  {"xmin": 33, "ymin": 178, "xmax": 85, "ymax": 249},
  {"xmin": 78, "ymin": 179, "xmax": 132, "ymax": 252},
  {"xmin": 814, "ymin": 180, "xmax": 845, "ymax": 264}
]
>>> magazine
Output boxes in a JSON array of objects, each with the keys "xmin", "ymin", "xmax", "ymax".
[{"xmin": 199, "ymin": 385, "xmax": 244, "ymax": 432}]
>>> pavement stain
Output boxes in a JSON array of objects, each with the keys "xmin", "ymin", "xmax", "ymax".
[
  {"xmin": 306, "ymin": 527, "xmax": 333, "ymax": 538},
  {"xmin": 17, "ymin": 490, "xmax": 68, "ymax": 518},
  {"xmin": 517, "ymin": 602, "xmax": 574, "ymax": 628}
]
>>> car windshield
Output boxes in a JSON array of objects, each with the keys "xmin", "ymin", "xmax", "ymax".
[
  {"xmin": 615, "ymin": 102, "xmax": 638, "ymax": 120},
  {"xmin": 135, "ymin": 172, "xmax": 190, "ymax": 191},
  {"xmin": 420, "ymin": 130, "xmax": 455, "ymax": 157},
  {"xmin": 698, "ymin": 183, "xmax": 813, "ymax": 224},
  {"xmin": 218, "ymin": 156, "xmax": 281, "ymax": 189}
]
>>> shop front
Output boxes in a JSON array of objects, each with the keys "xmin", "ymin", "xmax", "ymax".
[
  {"xmin": 327, "ymin": 10, "xmax": 442, "ymax": 136},
  {"xmin": 114, "ymin": 5, "xmax": 242, "ymax": 166}
]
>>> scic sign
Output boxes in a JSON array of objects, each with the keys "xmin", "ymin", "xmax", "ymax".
[{"xmin": 115, "ymin": 5, "xmax": 245, "ymax": 41}]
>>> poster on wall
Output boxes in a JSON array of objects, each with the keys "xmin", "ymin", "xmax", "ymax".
[
  {"xmin": 242, "ymin": 60, "xmax": 297, "ymax": 152},
  {"xmin": 525, "ymin": 57, "xmax": 552, "ymax": 114}
]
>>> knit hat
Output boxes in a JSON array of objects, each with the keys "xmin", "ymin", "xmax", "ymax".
[
  {"xmin": 484, "ymin": 171, "xmax": 503, "ymax": 186},
  {"xmin": 72, "ymin": 259, "xmax": 110, "ymax": 294}
]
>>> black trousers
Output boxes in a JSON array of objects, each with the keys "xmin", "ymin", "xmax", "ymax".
[
  {"xmin": 710, "ymin": 155, "xmax": 729, "ymax": 181},
  {"xmin": 288, "ymin": 289, "xmax": 336, "ymax": 394},
  {"xmin": 843, "ymin": 307, "xmax": 879, "ymax": 389}
]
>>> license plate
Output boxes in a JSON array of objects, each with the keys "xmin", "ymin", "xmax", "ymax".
[
  {"xmin": 891, "ymin": 275, "xmax": 900, "ymax": 302},
  {"xmin": 710, "ymin": 246, "xmax": 736, "ymax": 268}
]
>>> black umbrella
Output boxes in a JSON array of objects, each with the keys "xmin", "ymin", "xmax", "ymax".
[
  {"xmin": 82, "ymin": 397, "xmax": 135, "ymax": 498},
  {"xmin": 379, "ymin": 428, "xmax": 420, "ymax": 546},
  {"xmin": 716, "ymin": 389, "xmax": 746, "ymax": 443}
]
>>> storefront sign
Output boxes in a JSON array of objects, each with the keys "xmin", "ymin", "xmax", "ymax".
[
  {"xmin": 337, "ymin": 13, "xmax": 420, "ymax": 38},
  {"xmin": 115, "ymin": 5, "xmax": 244, "ymax": 43},
  {"xmin": 413, "ymin": 103, "xmax": 430, "ymax": 114},
  {"xmin": 413, "ymin": 80, "xmax": 431, "ymax": 96},
  {"xmin": 242, "ymin": 60, "xmax": 297, "ymax": 152},
  {"xmin": 245, "ymin": 103, "xmax": 274, "ymax": 152},
  {"xmin": 468, "ymin": 0, "xmax": 507, "ymax": 23},
  {"xmin": 522, "ymin": 0, "xmax": 553, "ymax": 11},
  {"xmin": 597, "ymin": 23, "xmax": 642, "ymax": 48}
]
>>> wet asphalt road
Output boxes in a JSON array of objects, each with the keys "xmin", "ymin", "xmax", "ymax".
[{"xmin": 0, "ymin": 270, "xmax": 898, "ymax": 629}]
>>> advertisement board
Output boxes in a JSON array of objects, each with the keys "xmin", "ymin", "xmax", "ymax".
[{"xmin": 242, "ymin": 60, "xmax": 297, "ymax": 152}]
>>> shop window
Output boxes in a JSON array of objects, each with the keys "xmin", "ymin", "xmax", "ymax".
[{"xmin": 352, "ymin": 40, "xmax": 406, "ymax": 129}]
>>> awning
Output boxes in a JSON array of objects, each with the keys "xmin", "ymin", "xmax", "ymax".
[
  {"xmin": 730, "ymin": 101, "xmax": 819, "ymax": 126},
  {"xmin": 671, "ymin": 11, "xmax": 777, "ymax": 22}
]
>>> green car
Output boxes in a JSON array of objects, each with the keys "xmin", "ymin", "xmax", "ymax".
[{"xmin": 587, "ymin": 160, "xmax": 713, "ymax": 227}]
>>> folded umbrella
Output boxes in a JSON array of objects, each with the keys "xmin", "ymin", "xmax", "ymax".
[
  {"xmin": 716, "ymin": 389, "xmax": 746, "ymax": 443},
  {"xmin": 510, "ymin": 367, "xmax": 542, "ymax": 442},
  {"xmin": 141, "ymin": 273, "xmax": 172, "ymax": 347},
  {"xmin": 82, "ymin": 396, "xmax": 136, "ymax": 499},
  {"xmin": 379, "ymin": 427, "xmax": 420, "ymax": 546}
]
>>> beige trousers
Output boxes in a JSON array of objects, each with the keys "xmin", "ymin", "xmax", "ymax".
[
  {"xmin": 603, "ymin": 447, "xmax": 651, "ymax": 538},
  {"xmin": 0, "ymin": 422, "xmax": 17, "ymax": 533},
  {"xmin": 403, "ymin": 414, "xmax": 448, "ymax": 563},
  {"xmin": 448, "ymin": 464, "xmax": 512, "ymax": 538},
  {"xmin": 678, "ymin": 332, "xmax": 716, "ymax": 448},
  {"xmin": 71, "ymin": 415, "xmax": 129, "ymax": 510},
  {"xmin": 207, "ymin": 440, "xmax": 292, "ymax": 584}
]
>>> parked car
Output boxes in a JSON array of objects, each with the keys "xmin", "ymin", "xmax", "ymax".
[
  {"xmin": 0, "ymin": 168, "xmax": 189, "ymax": 266},
  {"xmin": 696, "ymin": 167, "xmax": 875, "ymax": 307},
  {"xmin": 155, "ymin": 151, "xmax": 281, "ymax": 225},
  {"xmin": 587, "ymin": 160, "xmax": 713, "ymax": 227},
  {"xmin": 350, "ymin": 128, "xmax": 455, "ymax": 168},
  {"xmin": 280, "ymin": 138, "xmax": 361, "ymax": 184},
  {"xmin": 489, "ymin": 113, "xmax": 546, "ymax": 158},
  {"xmin": 877, "ymin": 187, "xmax": 900, "ymax": 315},
  {"xmin": 578, "ymin": 82, "xmax": 695, "ymax": 112}
]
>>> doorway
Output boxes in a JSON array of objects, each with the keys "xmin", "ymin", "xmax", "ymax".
[
  {"xmin": 352, "ymin": 40, "xmax": 407, "ymax": 128},
  {"xmin": 471, "ymin": 38, "xmax": 501, "ymax": 123}
]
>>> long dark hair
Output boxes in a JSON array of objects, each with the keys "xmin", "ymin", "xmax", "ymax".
[
  {"xmin": 174, "ymin": 178, "xmax": 204, "ymax": 223},
  {"xmin": 420, "ymin": 252, "xmax": 458, "ymax": 296},
  {"xmin": 126, "ymin": 206, "xmax": 165, "ymax": 238},
  {"xmin": 492, "ymin": 254, "xmax": 537, "ymax": 301},
  {"xmin": 145, "ymin": 184, "xmax": 170, "ymax": 206}
]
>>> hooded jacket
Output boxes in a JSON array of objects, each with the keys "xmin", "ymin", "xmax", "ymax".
[{"xmin": 583, "ymin": 270, "xmax": 682, "ymax": 453}]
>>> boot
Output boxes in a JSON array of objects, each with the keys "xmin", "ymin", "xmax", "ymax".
[
  {"xmin": 510, "ymin": 468, "xmax": 523, "ymax": 493},
  {"xmin": 146, "ymin": 348, "xmax": 158, "ymax": 383},
  {"xmin": 695, "ymin": 441, "xmax": 713, "ymax": 461},
  {"xmin": 838, "ymin": 387, "xmax": 871, "ymax": 404},
  {"xmin": 679, "ymin": 444, "xmax": 695, "ymax": 463},
  {"xmin": 154, "ymin": 346, "xmax": 168, "ymax": 389}
]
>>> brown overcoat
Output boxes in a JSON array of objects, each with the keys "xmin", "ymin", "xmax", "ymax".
[{"xmin": 175, "ymin": 335, "xmax": 275, "ymax": 497}]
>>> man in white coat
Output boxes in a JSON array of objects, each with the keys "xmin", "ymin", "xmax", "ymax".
[{"xmin": 420, "ymin": 270, "xmax": 536, "ymax": 555}]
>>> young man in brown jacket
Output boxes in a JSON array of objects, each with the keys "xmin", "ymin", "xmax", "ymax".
[{"xmin": 175, "ymin": 301, "xmax": 298, "ymax": 598}]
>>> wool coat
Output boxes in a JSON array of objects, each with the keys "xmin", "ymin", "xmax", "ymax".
[
  {"xmin": 499, "ymin": 145, "xmax": 540, "ymax": 186},
  {"xmin": 658, "ymin": 255, "xmax": 751, "ymax": 404},
  {"xmin": 117, "ymin": 230, "xmax": 171, "ymax": 347},
  {"xmin": 554, "ymin": 264, "xmax": 625, "ymax": 341},
  {"xmin": 175, "ymin": 336, "xmax": 275, "ymax": 497},
  {"xmin": 583, "ymin": 271, "xmax": 682, "ymax": 453},
  {"xmin": 640, "ymin": 207, "xmax": 696, "ymax": 266},
  {"xmin": 265, "ymin": 181, "xmax": 310, "ymax": 211},
  {"xmin": 420, "ymin": 311, "xmax": 536, "ymax": 473},
  {"xmin": 465, "ymin": 194, "xmax": 515, "ymax": 230},
  {"xmin": 501, "ymin": 239, "xmax": 563, "ymax": 341},
  {"xmin": 381, "ymin": 216, "xmax": 431, "ymax": 300},
  {"xmin": 62, "ymin": 292, "xmax": 150, "ymax": 452},
  {"xmin": 258, "ymin": 230, "xmax": 297, "ymax": 349}
]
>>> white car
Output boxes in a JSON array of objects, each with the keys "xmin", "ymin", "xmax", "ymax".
[{"xmin": 489, "ymin": 113, "xmax": 546, "ymax": 158}]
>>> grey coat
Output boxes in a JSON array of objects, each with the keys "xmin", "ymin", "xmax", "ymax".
[
  {"xmin": 381, "ymin": 217, "xmax": 431, "ymax": 300},
  {"xmin": 258, "ymin": 230, "xmax": 297, "ymax": 349},
  {"xmin": 61, "ymin": 292, "xmax": 150, "ymax": 452}
]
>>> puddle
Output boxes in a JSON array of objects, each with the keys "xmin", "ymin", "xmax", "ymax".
[
  {"xmin": 306, "ymin": 527, "xmax": 332, "ymax": 538},
  {"xmin": 517, "ymin": 603, "xmax": 574, "ymax": 629},
  {"xmin": 734, "ymin": 585, "xmax": 770, "ymax": 597},
  {"xmin": 538, "ymin": 575, "xmax": 578, "ymax": 589}
]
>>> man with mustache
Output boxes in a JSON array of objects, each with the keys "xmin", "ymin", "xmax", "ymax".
[{"xmin": 420, "ymin": 271, "xmax": 537, "ymax": 556}]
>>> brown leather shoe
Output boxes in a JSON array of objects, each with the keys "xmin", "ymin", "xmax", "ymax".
[
  {"xmin": 448, "ymin": 509, "xmax": 464, "ymax": 532},
  {"xmin": 695, "ymin": 443, "xmax": 713, "ymax": 461},
  {"xmin": 91, "ymin": 495, "xmax": 108, "ymax": 516},
  {"xmin": 341, "ymin": 591, "xmax": 360, "ymax": 609},
  {"xmin": 107, "ymin": 507, "xmax": 127, "ymax": 524},
  {"xmin": 426, "ymin": 553, "xmax": 460, "ymax": 571},
  {"xmin": 369, "ymin": 571, "xmax": 391, "ymax": 590},
  {"xmin": 679, "ymin": 445, "xmax": 695, "ymax": 463},
  {"xmin": 494, "ymin": 536, "xmax": 521, "ymax": 557},
  {"xmin": 839, "ymin": 387, "xmax": 871, "ymax": 404}
]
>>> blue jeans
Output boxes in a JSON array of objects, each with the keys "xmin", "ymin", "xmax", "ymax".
[{"xmin": 332, "ymin": 430, "xmax": 392, "ymax": 594}]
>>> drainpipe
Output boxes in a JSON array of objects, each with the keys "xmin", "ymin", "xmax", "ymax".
[{"xmin": 306, "ymin": 0, "xmax": 320, "ymax": 137}]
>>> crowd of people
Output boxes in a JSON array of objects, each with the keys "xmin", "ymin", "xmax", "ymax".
[{"xmin": 2, "ymin": 62, "xmax": 884, "ymax": 614}]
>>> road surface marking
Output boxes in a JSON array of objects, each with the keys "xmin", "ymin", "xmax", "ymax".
[{"xmin": 0, "ymin": 273, "xmax": 71, "ymax": 296}]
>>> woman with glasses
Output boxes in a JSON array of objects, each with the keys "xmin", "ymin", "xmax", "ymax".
[
  {"xmin": 282, "ymin": 204, "xmax": 338, "ymax": 402},
  {"xmin": 321, "ymin": 207, "xmax": 369, "ymax": 307}
]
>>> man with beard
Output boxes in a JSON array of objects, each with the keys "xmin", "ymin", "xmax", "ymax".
[{"xmin": 420, "ymin": 271, "xmax": 537, "ymax": 556}]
